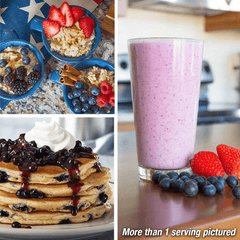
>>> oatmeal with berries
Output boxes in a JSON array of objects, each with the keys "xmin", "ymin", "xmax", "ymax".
[
  {"xmin": 48, "ymin": 21, "xmax": 95, "ymax": 57},
  {"xmin": 0, "ymin": 46, "xmax": 41, "ymax": 95},
  {"xmin": 42, "ymin": 2, "xmax": 96, "ymax": 57},
  {"xmin": 66, "ymin": 66, "xmax": 115, "ymax": 114}
]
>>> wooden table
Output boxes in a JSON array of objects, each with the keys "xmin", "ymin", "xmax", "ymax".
[{"xmin": 118, "ymin": 123, "xmax": 240, "ymax": 239}]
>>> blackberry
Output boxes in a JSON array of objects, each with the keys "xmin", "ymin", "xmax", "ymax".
[
  {"xmin": 15, "ymin": 66, "xmax": 27, "ymax": 80},
  {"xmin": 4, "ymin": 74, "xmax": 15, "ymax": 86},
  {"xmin": 11, "ymin": 80, "xmax": 28, "ymax": 95},
  {"xmin": 27, "ymin": 70, "xmax": 41, "ymax": 85}
]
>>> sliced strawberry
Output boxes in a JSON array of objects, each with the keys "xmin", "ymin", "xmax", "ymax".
[
  {"xmin": 71, "ymin": 6, "xmax": 84, "ymax": 23},
  {"xmin": 108, "ymin": 92, "xmax": 114, "ymax": 106},
  {"xmin": 96, "ymin": 95, "xmax": 109, "ymax": 107},
  {"xmin": 100, "ymin": 81, "xmax": 112, "ymax": 95},
  {"xmin": 79, "ymin": 17, "xmax": 95, "ymax": 38},
  {"xmin": 48, "ymin": 5, "xmax": 66, "ymax": 27},
  {"xmin": 217, "ymin": 144, "xmax": 240, "ymax": 179},
  {"xmin": 190, "ymin": 151, "xmax": 224, "ymax": 178},
  {"xmin": 60, "ymin": 2, "xmax": 74, "ymax": 27},
  {"xmin": 42, "ymin": 20, "xmax": 60, "ymax": 37}
]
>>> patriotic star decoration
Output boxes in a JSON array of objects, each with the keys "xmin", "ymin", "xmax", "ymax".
[
  {"xmin": 19, "ymin": 0, "xmax": 45, "ymax": 23},
  {"xmin": 0, "ymin": 7, "xmax": 8, "ymax": 24}
]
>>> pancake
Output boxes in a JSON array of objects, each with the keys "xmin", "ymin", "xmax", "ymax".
[
  {"xmin": 0, "ymin": 186, "xmax": 112, "ymax": 213},
  {"xmin": 0, "ymin": 167, "xmax": 111, "ymax": 197},
  {"xmin": 0, "ymin": 203, "xmax": 112, "ymax": 225},
  {"xmin": 0, "ymin": 157, "xmax": 99, "ymax": 184}
]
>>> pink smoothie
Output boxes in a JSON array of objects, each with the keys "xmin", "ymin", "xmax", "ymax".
[{"xmin": 129, "ymin": 38, "xmax": 203, "ymax": 169}]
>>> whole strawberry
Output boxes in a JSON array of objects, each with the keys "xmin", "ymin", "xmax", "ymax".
[
  {"xmin": 217, "ymin": 144, "xmax": 240, "ymax": 179},
  {"xmin": 190, "ymin": 151, "xmax": 224, "ymax": 178}
]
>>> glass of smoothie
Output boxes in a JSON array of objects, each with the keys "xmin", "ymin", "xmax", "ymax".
[{"xmin": 128, "ymin": 37, "xmax": 203, "ymax": 181}]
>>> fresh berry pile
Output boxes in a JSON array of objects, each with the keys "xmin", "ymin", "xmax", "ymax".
[
  {"xmin": 67, "ymin": 80, "xmax": 114, "ymax": 114},
  {"xmin": 42, "ymin": 2, "xmax": 95, "ymax": 39},
  {"xmin": 0, "ymin": 47, "xmax": 41, "ymax": 95},
  {"xmin": 152, "ymin": 171, "xmax": 240, "ymax": 198}
]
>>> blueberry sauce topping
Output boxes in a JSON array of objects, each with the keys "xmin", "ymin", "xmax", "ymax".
[
  {"xmin": 0, "ymin": 135, "xmax": 101, "ymax": 217},
  {"xmin": 0, "ymin": 209, "xmax": 9, "ymax": 217}
]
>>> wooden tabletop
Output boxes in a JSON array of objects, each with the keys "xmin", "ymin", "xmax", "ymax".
[{"xmin": 118, "ymin": 123, "xmax": 240, "ymax": 239}]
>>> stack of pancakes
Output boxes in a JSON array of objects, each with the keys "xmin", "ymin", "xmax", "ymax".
[{"xmin": 0, "ymin": 139, "xmax": 112, "ymax": 225}]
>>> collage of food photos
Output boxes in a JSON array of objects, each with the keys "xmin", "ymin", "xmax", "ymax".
[
  {"xmin": 0, "ymin": 0, "xmax": 115, "ymax": 239},
  {"xmin": 2, "ymin": 0, "xmax": 240, "ymax": 240}
]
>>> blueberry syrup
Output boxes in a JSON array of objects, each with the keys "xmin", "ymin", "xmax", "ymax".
[
  {"xmin": 0, "ymin": 135, "xmax": 98, "ymax": 217},
  {"xmin": 67, "ymin": 167, "xmax": 84, "ymax": 216},
  {"xmin": 20, "ymin": 170, "xmax": 31, "ymax": 191}
]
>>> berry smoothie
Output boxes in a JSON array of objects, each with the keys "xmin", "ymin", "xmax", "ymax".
[{"xmin": 128, "ymin": 38, "xmax": 203, "ymax": 170}]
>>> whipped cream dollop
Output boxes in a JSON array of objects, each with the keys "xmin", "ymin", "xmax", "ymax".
[{"xmin": 25, "ymin": 121, "xmax": 75, "ymax": 152}]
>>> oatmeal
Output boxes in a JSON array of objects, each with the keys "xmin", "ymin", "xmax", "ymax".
[
  {"xmin": 0, "ymin": 46, "xmax": 41, "ymax": 95},
  {"xmin": 43, "ymin": 2, "xmax": 97, "ymax": 58},
  {"xmin": 60, "ymin": 64, "xmax": 115, "ymax": 114},
  {"xmin": 48, "ymin": 22, "xmax": 95, "ymax": 57},
  {"xmin": 78, "ymin": 66, "xmax": 114, "ymax": 91}
]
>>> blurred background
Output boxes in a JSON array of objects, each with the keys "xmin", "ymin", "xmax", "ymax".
[
  {"xmin": 0, "ymin": 117, "xmax": 114, "ymax": 156},
  {"xmin": 118, "ymin": 0, "xmax": 240, "ymax": 125}
]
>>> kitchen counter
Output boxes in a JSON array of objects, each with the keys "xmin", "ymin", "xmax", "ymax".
[
  {"xmin": 1, "ymin": 0, "xmax": 114, "ymax": 114},
  {"xmin": 118, "ymin": 123, "xmax": 240, "ymax": 239}
]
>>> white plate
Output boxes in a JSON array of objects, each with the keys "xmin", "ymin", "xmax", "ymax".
[{"xmin": 0, "ymin": 204, "xmax": 114, "ymax": 240}]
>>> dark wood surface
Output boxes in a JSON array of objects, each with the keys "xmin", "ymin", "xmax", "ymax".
[{"xmin": 118, "ymin": 123, "xmax": 240, "ymax": 239}]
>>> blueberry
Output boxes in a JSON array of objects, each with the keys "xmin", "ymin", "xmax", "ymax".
[
  {"xmin": 183, "ymin": 180, "xmax": 198, "ymax": 197},
  {"xmin": 74, "ymin": 81, "xmax": 83, "ymax": 89},
  {"xmin": 203, "ymin": 184, "xmax": 216, "ymax": 196},
  {"xmin": 226, "ymin": 175, "xmax": 238, "ymax": 188},
  {"xmin": 90, "ymin": 86, "xmax": 100, "ymax": 96},
  {"xmin": 171, "ymin": 179, "xmax": 184, "ymax": 193},
  {"xmin": 82, "ymin": 82, "xmax": 89, "ymax": 90},
  {"xmin": 159, "ymin": 178, "xmax": 171, "ymax": 191},
  {"xmin": 180, "ymin": 171, "xmax": 191, "ymax": 178},
  {"xmin": 22, "ymin": 56, "xmax": 30, "ymax": 65},
  {"xmin": 152, "ymin": 171, "xmax": 162, "ymax": 184},
  {"xmin": 0, "ymin": 76, "xmax": 3, "ymax": 83},
  {"xmin": 91, "ymin": 105, "xmax": 99, "ymax": 113},
  {"xmin": 73, "ymin": 89, "xmax": 82, "ymax": 97},
  {"xmin": 67, "ymin": 92, "xmax": 74, "ymax": 100},
  {"xmin": 189, "ymin": 174, "xmax": 198, "ymax": 179},
  {"xmin": 232, "ymin": 186, "xmax": 240, "ymax": 198},
  {"xmin": 207, "ymin": 176, "xmax": 218, "ymax": 184},
  {"xmin": 20, "ymin": 47, "xmax": 29, "ymax": 56},
  {"xmin": 217, "ymin": 176, "xmax": 226, "ymax": 185},
  {"xmin": 180, "ymin": 175, "xmax": 189, "ymax": 183},
  {"xmin": 81, "ymin": 103, "xmax": 89, "ymax": 113},
  {"xmin": 74, "ymin": 104, "xmax": 82, "ymax": 113},
  {"xmin": 0, "ymin": 59, "xmax": 7, "ymax": 68},
  {"xmin": 213, "ymin": 180, "xmax": 224, "ymax": 193},
  {"xmin": 194, "ymin": 176, "xmax": 204, "ymax": 184},
  {"xmin": 5, "ymin": 67, "xmax": 12, "ymax": 75},
  {"xmin": 88, "ymin": 96, "xmax": 96, "ymax": 106},
  {"xmin": 72, "ymin": 98, "xmax": 80, "ymax": 106},
  {"xmin": 85, "ymin": 109, "xmax": 94, "ymax": 114},
  {"xmin": 104, "ymin": 104, "xmax": 111, "ymax": 110},
  {"xmin": 80, "ymin": 92, "xmax": 89, "ymax": 103},
  {"xmin": 33, "ymin": 64, "xmax": 41, "ymax": 72},
  {"xmin": 99, "ymin": 108, "xmax": 107, "ymax": 114},
  {"xmin": 200, "ymin": 176, "xmax": 207, "ymax": 181},
  {"xmin": 159, "ymin": 174, "xmax": 170, "ymax": 183},
  {"xmin": 167, "ymin": 171, "xmax": 179, "ymax": 179},
  {"xmin": 12, "ymin": 221, "xmax": 21, "ymax": 228},
  {"xmin": 198, "ymin": 180, "xmax": 211, "ymax": 192}
]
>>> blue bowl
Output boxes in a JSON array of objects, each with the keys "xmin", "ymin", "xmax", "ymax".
[
  {"xmin": 0, "ymin": 30, "xmax": 45, "ymax": 110},
  {"xmin": 30, "ymin": 6, "xmax": 101, "ymax": 63},
  {"xmin": 50, "ymin": 59, "xmax": 114, "ymax": 114}
]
